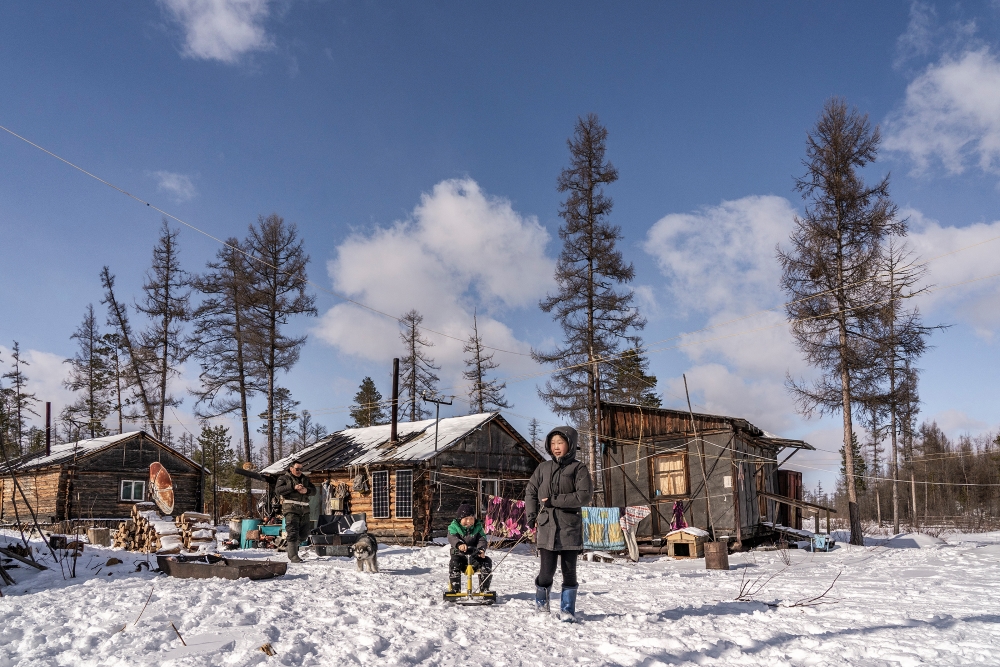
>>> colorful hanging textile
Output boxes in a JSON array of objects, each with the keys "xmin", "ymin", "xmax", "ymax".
[
  {"xmin": 670, "ymin": 501, "xmax": 688, "ymax": 531},
  {"xmin": 484, "ymin": 496, "xmax": 530, "ymax": 539},
  {"xmin": 582, "ymin": 506, "xmax": 625, "ymax": 550},
  {"xmin": 618, "ymin": 505, "xmax": 650, "ymax": 562},
  {"xmin": 619, "ymin": 505, "xmax": 651, "ymax": 534}
]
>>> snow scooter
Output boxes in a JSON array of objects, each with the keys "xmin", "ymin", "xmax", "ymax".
[{"xmin": 443, "ymin": 564, "xmax": 497, "ymax": 606}]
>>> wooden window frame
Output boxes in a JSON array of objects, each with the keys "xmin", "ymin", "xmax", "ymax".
[
  {"xmin": 120, "ymin": 480, "xmax": 146, "ymax": 502},
  {"xmin": 371, "ymin": 471, "xmax": 390, "ymax": 519},
  {"xmin": 650, "ymin": 452, "xmax": 689, "ymax": 498},
  {"xmin": 394, "ymin": 470, "xmax": 413, "ymax": 519}
]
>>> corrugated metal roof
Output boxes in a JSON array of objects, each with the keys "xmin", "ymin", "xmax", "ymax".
[{"xmin": 260, "ymin": 412, "xmax": 538, "ymax": 475}]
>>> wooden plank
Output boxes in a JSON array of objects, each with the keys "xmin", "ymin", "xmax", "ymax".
[{"xmin": 0, "ymin": 546, "xmax": 47, "ymax": 570}]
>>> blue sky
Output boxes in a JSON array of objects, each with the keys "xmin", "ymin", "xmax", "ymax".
[{"xmin": 2, "ymin": 1, "xmax": 999, "ymax": 491}]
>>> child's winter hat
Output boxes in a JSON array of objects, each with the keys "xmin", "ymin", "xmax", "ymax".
[{"xmin": 456, "ymin": 503, "xmax": 475, "ymax": 519}]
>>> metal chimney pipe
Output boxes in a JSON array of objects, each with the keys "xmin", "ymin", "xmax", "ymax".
[
  {"xmin": 45, "ymin": 402, "xmax": 51, "ymax": 456},
  {"xmin": 390, "ymin": 358, "xmax": 399, "ymax": 443}
]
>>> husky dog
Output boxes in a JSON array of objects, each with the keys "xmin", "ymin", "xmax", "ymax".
[{"xmin": 353, "ymin": 533, "xmax": 379, "ymax": 573}]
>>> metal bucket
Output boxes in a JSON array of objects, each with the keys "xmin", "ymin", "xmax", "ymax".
[{"xmin": 704, "ymin": 540, "xmax": 730, "ymax": 570}]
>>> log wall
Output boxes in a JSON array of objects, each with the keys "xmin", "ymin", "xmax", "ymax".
[{"xmin": 0, "ymin": 433, "xmax": 202, "ymax": 523}]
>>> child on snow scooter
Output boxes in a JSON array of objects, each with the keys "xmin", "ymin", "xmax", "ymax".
[
  {"xmin": 447, "ymin": 503, "xmax": 493, "ymax": 593},
  {"xmin": 524, "ymin": 426, "xmax": 593, "ymax": 622}
]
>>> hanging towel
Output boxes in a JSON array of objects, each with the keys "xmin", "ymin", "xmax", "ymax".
[
  {"xmin": 618, "ymin": 506, "xmax": 651, "ymax": 562},
  {"xmin": 582, "ymin": 507, "xmax": 625, "ymax": 550},
  {"xmin": 484, "ymin": 496, "xmax": 530, "ymax": 539}
]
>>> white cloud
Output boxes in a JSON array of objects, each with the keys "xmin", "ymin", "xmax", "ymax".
[
  {"xmin": 644, "ymin": 195, "xmax": 810, "ymax": 377},
  {"xmin": 0, "ymin": 345, "xmax": 74, "ymax": 425},
  {"xmin": 316, "ymin": 178, "xmax": 554, "ymax": 387},
  {"xmin": 644, "ymin": 195, "xmax": 819, "ymax": 437},
  {"xmin": 885, "ymin": 48, "xmax": 1000, "ymax": 175},
  {"xmin": 159, "ymin": 0, "xmax": 273, "ymax": 64},
  {"xmin": 152, "ymin": 170, "xmax": 197, "ymax": 203},
  {"xmin": 904, "ymin": 208, "xmax": 1000, "ymax": 336},
  {"xmin": 926, "ymin": 408, "xmax": 993, "ymax": 439}
]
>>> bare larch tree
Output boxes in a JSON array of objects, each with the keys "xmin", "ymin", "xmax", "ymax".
[
  {"xmin": 101, "ymin": 267, "xmax": 159, "ymax": 435},
  {"xmin": 2, "ymin": 342, "xmax": 38, "ymax": 455},
  {"xmin": 399, "ymin": 310, "xmax": 440, "ymax": 421},
  {"xmin": 136, "ymin": 220, "xmax": 192, "ymax": 436},
  {"xmin": 244, "ymin": 214, "xmax": 316, "ymax": 464},
  {"xmin": 533, "ymin": 113, "xmax": 645, "ymax": 492},
  {"xmin": 463, "ymin": 313, "xmax": 511, "ymax": 414},
  {"xmin": 779, "ymin": 98, "xmax": 904, "ymax": 546},
  {"xmin": 190, "ymin": 237, "xmax": 264, "ymax": 470}
]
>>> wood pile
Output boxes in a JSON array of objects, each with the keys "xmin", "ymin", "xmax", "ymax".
[
  {"xmin": 176, "ymin": 512, "xmax": 217, "ymax": 553},
  {"xmin": 111, "ymin": 504, "xmax": 218, "ymax": 554}
]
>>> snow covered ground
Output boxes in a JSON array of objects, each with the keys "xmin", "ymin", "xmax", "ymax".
[{"xmin": 2, "ymin": 529, "xmax": 1000, "ymax": 666}]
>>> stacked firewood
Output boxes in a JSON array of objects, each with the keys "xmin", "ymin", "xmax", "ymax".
[
  {"xmin": 176, "ymin": 512, "xmax": 217, "ymax": 552},
  {"xmin": 112, "ymin": 503, "xmax": 176, "ymax": 552}
]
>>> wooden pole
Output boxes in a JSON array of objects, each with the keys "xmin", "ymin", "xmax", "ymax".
[{"xmin": 684, "ymin": 375, "xmax": 714, "ymax": 540}]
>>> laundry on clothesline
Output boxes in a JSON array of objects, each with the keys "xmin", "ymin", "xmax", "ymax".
[
  {"xmin": 484, "ymin": 496, "xmax": 530, "ymax": 539},
  {"xmin": 582, "ymin": 506, "xmax": 625, "ymax": 550},
  {"xmin": 619, "ymin": 505, "xmax": 651, "ymax": 534}
]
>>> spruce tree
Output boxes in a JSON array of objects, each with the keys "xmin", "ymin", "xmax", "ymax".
[
  {"xmin": 463, "ymin": 314, "xmax": 510, "ymax": 414},
  {"xmin": 63, "ymin": 304, "xmax": 113, "ymax": 438},
  {"xmin": 604, "ymin": 347, "xmax": 661, "ymax": 407},
  {"xmin": 3, "ymin": 342, "xmax": 39, "ymax": 456},
  {"xmin": 349, "ymin": 377, "xmax": 387, "ymax": 428},
  {"xmin": 533, "ymin": 114, "xmax": 645, "ymax": 492},
  {"xmin": 244, "ymin": 214, "xmax": 316, "ymax": 464},
  {"xmin": 399, "ymin": 310, "xmax": 439, "ymax": 421},
  {"xmin": 527, "ymin": 418, "xmax": 541, "ymax": 449},
  {"xmin": 196, "ymin": 423, "xmax": 237, "ymax": 525},
  {"xmin": 778, "ymin": 99, "xmax": 904, "ymax": 546}
]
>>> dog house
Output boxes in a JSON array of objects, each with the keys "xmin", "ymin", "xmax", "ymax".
[{"xmin": 665, "ymin": 527, "xmax": 709, "ymax": 558}]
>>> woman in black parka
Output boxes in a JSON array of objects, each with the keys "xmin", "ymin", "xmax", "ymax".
[{"xmin": 524, "ymin": 425, "xmax": 593, "ymax": 622}]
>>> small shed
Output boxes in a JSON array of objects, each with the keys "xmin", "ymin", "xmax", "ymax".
[
  {"xmin": 0, "ymin": 431, "xmax": 204, "ymax": 524},
  {"xmin": 600, "ymin": 402, "xmax": 814, "ymax": 548},
  {"xmin": 260, "ymin": 412, "xmax": 543, "ymax": 543}
]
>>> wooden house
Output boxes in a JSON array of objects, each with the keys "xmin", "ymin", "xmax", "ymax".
[
  {"xmin": 0, "ymin": 431, "xmax": 204, "ymax": 524},
  {"xmin": 600, "ymin": 402, "xmax": 814, "ymax": 548},
  {"xmin": 259, "ymin": 412, "xmax": 544, "ymax": 543}
]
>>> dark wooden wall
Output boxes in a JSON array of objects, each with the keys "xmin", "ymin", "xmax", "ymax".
[
  {"xmin": 601, "ymin": 403, "xmax": 782, "ymax": 542},
  {"xmin": 307, "ymin": 420, "xmax": 541, "ymax": 542},
  {"xmin": 0, "ymin": 433, "xmax": 202, "ymax": 522}
]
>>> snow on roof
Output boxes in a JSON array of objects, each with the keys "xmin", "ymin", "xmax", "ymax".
[
  {"xmin": 667, "ymin": 527, "xmax": 711, "ymax": 538},
  {"xmin": 3, "ymin": 431, "xmax": 140, "ymax": 472},
  {"xmin": 261, "ymin": 412, "xmax": 532, "ymax": 475}
]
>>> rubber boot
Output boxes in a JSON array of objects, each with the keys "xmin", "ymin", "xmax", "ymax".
[
  {"xmin": 559, "ymin": 586, "xmax": 578, "ymax": 622},
  {"xmin": 478, "ymin": 570, "xmax": 492, "ymax": 593},
  {"xmin": 448, "ymin": 577, "xmax": 461, "ymax": 593},
  {"xmin": 286, "ymin": 542, "xmax": 303, "ymax": 563},
  {"xmin": 534, "ymin": 585, "xmax": 550, "ymax": 613}
]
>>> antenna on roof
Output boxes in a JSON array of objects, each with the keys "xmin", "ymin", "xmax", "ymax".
[
  {"xmin": 422, "ymin": 394, "xmax": 454, "ymax": 453},
  {"xmin": 390, "ymin": 358, "xmax": 400, "ymax": 444}
]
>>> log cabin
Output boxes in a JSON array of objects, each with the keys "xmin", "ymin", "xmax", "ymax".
[
  {"xmin": 260, "ymin": 412, "xmax": 544, "ymax": 543},
  {"xmin": 0, "ymin": 431, "xmax": 204, "ymax": 524},
  {"xmin": 600, "ymin": 402, "xmax": 813, "ymax": 548}
]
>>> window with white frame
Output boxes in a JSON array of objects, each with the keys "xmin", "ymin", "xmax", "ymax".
[
  {"xmin": 120, "ymin": 480, "xmax": 146, "ymax": 502},
  {"xmin": 479, "ymin": 478, "xmax": 498, "ymax": 517},
  {"xmin": 372, "ymin": 471, "xmax": 390, "ymax": 519},
  {"xmin": 395, "ymin": 470, "xmax": 413, "ymax": 519}
]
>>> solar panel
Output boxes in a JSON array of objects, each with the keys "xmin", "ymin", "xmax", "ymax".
[
  {"xmin": 372, "ymin": 471, "xmax": 390, "ymax": 518},
  {"xmin": 395, "ymin": 470, "xmax": 413, "ymax": 519}
]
